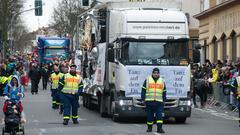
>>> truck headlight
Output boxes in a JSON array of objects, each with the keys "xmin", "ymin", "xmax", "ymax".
[
  {"xmin": 118, "ymin": 100, "xmax": 133, "ymax": 106},
  {"xmin": 178, "ymin": 100, "xmax": 191, "ymax": 106}
]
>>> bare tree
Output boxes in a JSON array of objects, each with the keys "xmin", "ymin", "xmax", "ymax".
[
  {"xmin": 50, "ymin": 0, "xmax": 85, "ymax": 50},
  {"xmin": 0, "ymin": 0, "xmax": 25, "ymax": 56}
]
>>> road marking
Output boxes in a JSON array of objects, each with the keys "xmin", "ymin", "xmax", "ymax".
[
  {"xmin": 133, "ymin": 124, "xmax": 142, "ymax": 127},
  {"xmin": 38, "ymin": 128, "xmax": 47, "ymax": 135},
  {"xmin": 153, "ymin": 132, "xmax": 162, "ymax": 135},
  {"xmin": 78, "ymin": 117, "xmax": 86, "ymax": 121}
]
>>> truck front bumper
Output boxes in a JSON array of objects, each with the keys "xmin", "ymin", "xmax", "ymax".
[
  {"xmin": 164, "ymin": 105, "xmax": 191, "ymax": 118},
  {"xmin": 114, "ymin": 104, "xmax": 191, "ymax": 118}
]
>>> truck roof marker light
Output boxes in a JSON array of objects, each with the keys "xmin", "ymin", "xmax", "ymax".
[{"xmin": 179, "ymin": 59, "xmax": 188, "ymax": 66}]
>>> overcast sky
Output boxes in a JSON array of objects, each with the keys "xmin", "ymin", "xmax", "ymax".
[{"xmin": 21, "ymin": 0, "xmax": 59, "ymax": 32}]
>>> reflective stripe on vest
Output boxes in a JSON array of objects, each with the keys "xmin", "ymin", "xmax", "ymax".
[
  {"xmin": 51, "ymin": 73, "xmax": 63, "ymax": 89},
  {"xmin": 62, "ymin": 73, "xmax": 81, "ymax": 94},
  {"xmin": 145, "ymin": 76, "xmax": 164, "ymax": 102}
]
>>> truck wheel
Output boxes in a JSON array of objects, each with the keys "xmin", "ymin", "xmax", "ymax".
[
  {"xmin": 175, "ymin": 117, "xmax": 187, "ymax": 123},
  {"xmin": 87, "ymin": 94, "xmax": 94, "ymax": 110},
  {"xmin": 112, "ymin": 108, "xmax": 120, "ymax": 122},
  {"xmin": 99, "ymin": 95, "xmax": 108, "ymax": 117}
]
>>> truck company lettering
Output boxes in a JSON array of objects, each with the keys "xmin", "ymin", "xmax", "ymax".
[{"xmin": 132, "ymin": 25, "xmax": 180, "ymax": 30}]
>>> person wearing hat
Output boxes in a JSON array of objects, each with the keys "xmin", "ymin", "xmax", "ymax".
[
  {"xmin": 141, "ymin": 68, "xmax": 166, "ymax": 133},
  {"xmin": 58, "ymin": 64, "xmax": 83, "ymax": 125}
]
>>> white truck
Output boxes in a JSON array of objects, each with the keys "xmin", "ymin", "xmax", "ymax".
[{"xmin": 78, "ymin": 1, "xmax": 191, "ymax": 123}]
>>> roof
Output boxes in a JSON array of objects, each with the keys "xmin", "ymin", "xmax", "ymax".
[{"xmin": 194, "ymin": 0, "xmax": 240, "ymax": 20}]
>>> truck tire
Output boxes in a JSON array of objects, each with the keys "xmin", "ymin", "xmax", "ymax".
[
  {"xmin": 175, "ymin": 117, "xmax": 187, "ymax": 124},
  {"xmin": 111, "ymin": 103, "xmax": 120, "ymax": 122},
  {"xmin": 99, "ymin": 94, "xmax": 108, "ymax": 117},
  {"xmin": 112, "ymin": 112, "xmax": 120, "ymax": 122},
  {"xmin": 87, "ymin": 94, "xmax": 94, "ymax": 110}
]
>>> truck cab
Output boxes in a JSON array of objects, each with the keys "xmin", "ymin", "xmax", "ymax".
[{"xmin": 79, "ymin": 2, "xmax": 191, "ymax": 123}]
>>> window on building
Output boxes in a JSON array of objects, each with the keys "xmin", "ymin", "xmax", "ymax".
[
  {"xmin": 202, "ymin": 0, "xmax": 210, "ymax": 11},
  {"xmin": 222, "ymin": 35, "xmax": 227, "ymax": 61},
  {"xmin": 232, "ymin": 32, "xmax": 237, "ymax": 62},
  {"xmin": 216, "ymin": 0, "xmax": 222, "ymax": 5}
]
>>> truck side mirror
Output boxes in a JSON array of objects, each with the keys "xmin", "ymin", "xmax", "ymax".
[
  {"xmin": 108, "ymin": 49, "xmax": 114, "ymax": 62},
  {"xmin": 193, "ymin": 49, "xmax": 200, "ymax": 63},
  {"xmin": 108, "ymin": 43, "xmax": 114, "ymax": 49},
  {"xmin": 195, "ymin": 44, "xmax": 201, "ymax": 50}
]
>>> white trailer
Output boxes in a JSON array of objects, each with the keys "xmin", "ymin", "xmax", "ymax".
[{"xmin": 78, "ymin": 1, "xmax": 191, "ymax": 123}]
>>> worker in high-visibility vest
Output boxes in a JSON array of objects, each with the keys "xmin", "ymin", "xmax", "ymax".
[
  {"xmin": 58, "ymin": 64, "xmax": 83, "ymax": 125},
  {"xmin": 230, "ymin": 72, "xmax": 240, "ymax": 127},
  {"xmin": 50, "ymin": 65, "xmax": 64, "ymax": 109},
  {"xmin": 59, "ymin": 65, "xmax": 69, "ymax": 114},
  {"xmin": 0, "ymin": 76, "xmax": 9, "ymax": 96},
  {"xmin": 141, "ymin": 68, "xmax": 166, "ymax": 133}
]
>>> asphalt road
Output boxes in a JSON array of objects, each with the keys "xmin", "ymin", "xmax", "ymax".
[{"xmin": 0, "ymin": 84, "xmax": 239, "ymax": 135}]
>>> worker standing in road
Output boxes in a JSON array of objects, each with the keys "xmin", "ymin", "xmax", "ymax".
[
  {"xmin": 50, "ymin": 65, "xmax": 63, "ymax": 109},
  {"xmin": 58, "ymin": 64, "xmax": 83, "ymax": 125},
  {"xmin": 141, "ymin": 68, "xmax": 166, "ymax": 133}
]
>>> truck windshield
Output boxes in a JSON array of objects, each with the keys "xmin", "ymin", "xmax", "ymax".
[
  {"xmin": 45, "ymin": 49, "xmax": 66, "ymax": 58},
  {"xmin": 121, "ymin": 41, "xmax": 188, "ymax": 65}
]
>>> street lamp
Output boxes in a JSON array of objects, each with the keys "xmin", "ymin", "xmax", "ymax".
[{"xmin": 9, "ymin": 6, "xmax": 41, "ymax": 55}]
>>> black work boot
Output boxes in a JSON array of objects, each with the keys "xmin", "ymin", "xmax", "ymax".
[
  {"xmin": 52, "ymin": 103, "xmax": 56, "ymax": 109},
  {"xmin": 63, "ymin": 119, "xmax": 69, "ymax": 125},
  {"xmin": 157, "ymin": 125, "xmax": 165, "ymax": 133},
  {"xmin": 146, "ymin": 125, "xmax": 152, "ymax": 132},
  {"xmin": 59, "ymin": 109, "xmax": 63, "ymax": 114},
  {"xmin": 73, "ymin": 119, "xmax": 79, "ymax": 124},
  {"xmin": 55, "ymin": 104, "xmax": 59, "ymax": 109}
]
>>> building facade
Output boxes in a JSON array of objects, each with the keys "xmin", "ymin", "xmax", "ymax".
[{"xmin": 195, "ymin": 0, "xmax": 240, "ymax": 64}]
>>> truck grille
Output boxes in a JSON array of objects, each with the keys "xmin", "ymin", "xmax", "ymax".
[
  {"xmin": 133, "ymin": 98, "xmax": 145, "ymax": 108},
  {"xmin": 164, "ymin": 99, "xmax": 178, "ymax": 108},
  {"xmin": 132, "ymin": 98, "xmax": 178, "ymax": 108}
]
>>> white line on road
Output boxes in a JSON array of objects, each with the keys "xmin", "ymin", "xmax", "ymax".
[
  {"xmin": 153, "ymin": 132, "xmax": 162, "ymax": 135},
  {"xmin": 133, "ymin": 124, "xmax": 143, "ymax": 127},
  {"xmin": 38, "ymin": 128, "xmax": 47, "ymax": 135},
  {"xmin": 78, "ymin": 117, "xmax": 86, "ymax": 121}
]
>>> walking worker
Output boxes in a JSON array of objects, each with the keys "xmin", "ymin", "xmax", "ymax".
[
  {"xmin": 59, "ymin": 65, "xmax": 69, "ymax": 114},
  {"xmin": 50, "ymin": 65, "xmax": 63, "ymax": 109},
  {"xmin": 230, "ymin": 69, "xmax": 240, "ymax": 127},
  {"xmin": 141, "ymin": 68, "xmax": 166, "ymax": 133},
  {"xmin": 58, "ymin": 64, "xmax": 83, "ymax": 125}
]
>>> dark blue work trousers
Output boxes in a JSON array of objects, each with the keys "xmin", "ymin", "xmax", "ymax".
[
  {"xmin": 62, "ymin": 93, "xmax": 79, "ymax": 120},
  {"xmin": 146, "ymin": 102, "xmax": 164, "ymax": 126}
]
